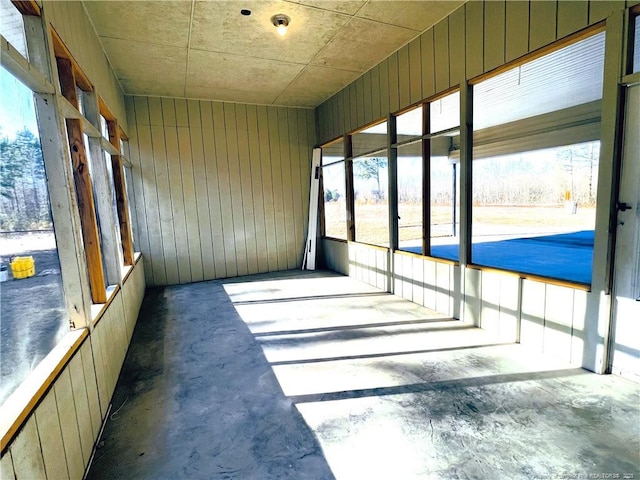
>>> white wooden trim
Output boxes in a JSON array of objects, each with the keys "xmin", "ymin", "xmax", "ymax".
[
  {"xmin": 0, "ymin": 33, "xmax": 54, "ymax": 94},
  {"xmin": 302, "ymin": 148, "xmax": 322, "ymax": 270}
]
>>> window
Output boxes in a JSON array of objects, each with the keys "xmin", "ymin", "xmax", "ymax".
[
  {"xmin": 429, "ymin": 91, "xmax": 460, "ymax": 261},
  {"xmin": 471, "ymin": 32, "xmax": 605, "ymax": 285},
  {"xmin": 396, "ymin": 107, "xmax": 423, "ymax": 253},
  {"xmin": 351, "ymin": 121, "xmax": 389, "ymax": 247},
  {"xmin": 0, "ymin": 65, "xmax": 68, "ymax": 407},
  {"xmin": 353, "ymin": 153, "xmax": 389, "ymax": 246},
  {"xmin": 321, "ymin": 138, "xmax": 347, "ymax": 240},
  {"xmin": 0, "ymin": 0, "xmax": 27, "ymax": 57}
]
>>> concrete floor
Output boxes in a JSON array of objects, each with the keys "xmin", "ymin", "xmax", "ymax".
[{"xmin": 88, "ymin": 270, "xmax": 640, "ymax": 480}]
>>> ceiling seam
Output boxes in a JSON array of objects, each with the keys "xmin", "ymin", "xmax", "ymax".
[{"xmin": 184, "ymin": 0, "xmax": 195, "ymax": 98}]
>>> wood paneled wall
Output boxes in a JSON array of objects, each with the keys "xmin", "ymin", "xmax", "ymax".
[
  {"xmin": 45, "ymin": 1, "xmax": 127, "ymax": 131},
  {"xmin": 1, "ymin": 260, "xmax": 145, "ymax": 480},
  {"xmin": 126, "ymin": 96, "xmax": 315, "ymax": 286},
  {"xmin": 316, "ymin": 0, "xmax": 636, "ymax": 145}
]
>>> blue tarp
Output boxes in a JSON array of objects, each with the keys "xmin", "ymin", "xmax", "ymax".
[{"xmin": 403, "ymin": 230, "xmax": 594, "ymax": 285}]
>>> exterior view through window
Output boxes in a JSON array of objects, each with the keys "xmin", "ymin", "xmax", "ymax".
[
  {"xmin": 471, "ymin": 32, "xmax": 605, "ymax": 284},
  {"xmin": 321, "ymin": 138, "xmax": 347, "ymax": 240},
  {"xmin": 352, "ymin": 121, "xmax": 388, "ymax": 246},
  {"xmin": 0, "ymin": 65, "xmax": 68, "ymax": 406}
]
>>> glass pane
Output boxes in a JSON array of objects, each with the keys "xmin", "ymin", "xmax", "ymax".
[
  {"xmin": 474, "ymin": 33, "xmax": 605, "ymax": 130},
  {"xmin": 322, "ymin": 138, "xmax": 344, "ymax": 165},
  {"xmin": 0, "ymin": 66, "xmax": 68, "ymax": 406},
  {"xmin": 352, "ymin": 121, "xmax": 387, "ymax": 157},
  {"xmin": 633, "ymin": 17, "xmax": 640, "ymax": 73},
  {"xmin": 396, "ymin": 106, "xmax": 422, "ymax": 142},
  {"xmin": 397, "ymin": 142, "xmax": 423, "ymax": 253},
  {"xmin": 353, "ymin": 154, "xmax": 388, "ymax": 246},
  {"xmin": 472, "ymin": 142, "xmax": 599, "ymax": 284},
  {"xmin": 430, "ymin": 134, "xmax": 460, "ymax": 261},
  {"xmin": 430, "ymin": 91, "xmax": 460, "ymax": 133},
  {"xmin": 322, "ymin": 161, "xmax": 347, "ymax": 240},
  {"xmin": 0, "ymin": 0, "xmax": 27, "ymax": 58},
  {"xmin": 105, "ymin": 151, "xmax": 123, "ymax": 265}
]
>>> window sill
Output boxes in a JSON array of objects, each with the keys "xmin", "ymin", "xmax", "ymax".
[{"xmin": 0, "ymin": 328, "xmax": 88, "ymax": 451}]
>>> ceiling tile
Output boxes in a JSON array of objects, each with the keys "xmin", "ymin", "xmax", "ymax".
[
  {"xmin": 100, "ymin": 37, "xmax": 187, "ymax": 95},
  {"xmin": 274, "ymin": 65, "xmax": 360, "ymax": 107},
  {"xmin": 356, "ymin": 0, "xmax": 465, "ymax": 31},
  {"xmin": 186, "ymin": 49, "xmax": 305, "ymax": 101},
  {"xmin": 311, "ymin": 17, "xmax": 416, "ymax": 72},
  {"xmin": 191, "ymin": 0, "xmax": 351, "ymax": 64},
  {"xmin": 83, "ymin": 0, "xmax": 191, "ymax": 47},
  {"xmin": 285, "ymin": 0, "xmax": 368, "ymax": 15}
]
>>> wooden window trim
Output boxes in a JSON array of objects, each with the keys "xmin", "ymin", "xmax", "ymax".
[
  {"xmin": 11, "ymin": 0, "xmax": 40, "ymax": 16},
  {"xmin": 106, "ymin": 119, "xmax": 135, "ymax": 266},
  {"xmin": 56, "ymin": 56, "xmax": 107, "ymax": 303}
]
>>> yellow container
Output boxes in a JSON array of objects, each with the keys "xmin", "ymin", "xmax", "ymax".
[{"xmin": 10, "ymin": 256, "xmax": 35, "ymax": 279}]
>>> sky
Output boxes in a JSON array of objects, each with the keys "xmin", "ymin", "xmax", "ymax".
[{"xmin": 0, "ymin": 65, "xmax": 39, "ymax": 140}]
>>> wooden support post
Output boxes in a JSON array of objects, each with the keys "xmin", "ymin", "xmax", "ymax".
[
  {"xmin": 459, "ymin": 82, "xmax": 473, "ymax": 267},
  {"xmin": 57, "ymin": 57, "xmax": 107, "ymax": 303},
  {"xmin": 422, "ymin": 103, "xmax": 431, "ymax": 257},
  {"xmin": 344, "ymin": 135, "xmax": 356, "ymax": 241},
  {"xmin": 22, "ymin": 11, "xmax": 93, "ymax": 327},
  {"xmin": 107, "ymin": 120, "xmax": 135, "ymax": 266},
  {"xmin": 387, "ymin": 113, "xmax": 398, "ymax": 252}
]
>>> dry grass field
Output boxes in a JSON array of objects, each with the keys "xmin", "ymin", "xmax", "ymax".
[{"xmin": 324, "ymin": 201, "xmax": 596, "ymax": 246}]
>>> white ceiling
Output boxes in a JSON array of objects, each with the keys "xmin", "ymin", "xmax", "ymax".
[{"xmin": 83, "ymin": 0, "xmax": 465, "ymax": 108}]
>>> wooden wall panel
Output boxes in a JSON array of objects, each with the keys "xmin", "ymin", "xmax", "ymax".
[
  {"xmin": 68, "ymin": 354, "xmax": 94, "ymax": 464},
  {"xmin": 449, "ymin": 7, "xmax": 466, "ymax": 86},
  {"xmin": 0, "ymin": 452, "xmax": 15, "ymax": 480},
  {"xmin": 408, "ymin": 38, "xmax": 422, "ymax": 104},
  {"xmin": 421, "ymin": 29, "xmax": 436, "ymax": 99},
  {"xmin": 505, "ymin": 1, "xmax": 530, "ymax": 62},
  {"xmin": 398, "ymin": 44, "xmax": 411, "ymax": 109},
  {"xmin": 55, "ymin": 369, "xmax": 85, "ymax": 479},
  {"xmin": 521, "ymin": 279, "xmax": 545, "ymax": 351},
  {"xmin": 34, "ymin": 391, "xmax": 68, "ymax": 480},
  {"xmin": 10, "ymin": 417, "xmax": 44, "ymax": 478},
  {"xmin": 379, "ymin": 60, "xmax": 391, "ymax": 118},
  {"xmin": 349, "ymin": 83, "xmax": 358, "ymax": 131},
  {"xmin": 371, "ymin": 65, "xmax": 381, "ymax": 121},
  {"xmin": 355, "ymin": 76, "xmax": 366, "ymax": 127},
  {"xmin": 529, "ymin": 0, "xmax": 558, "ymax": 51},
  {"xmin": 465, "ymin": 1, "xmax": 484, "ymax": 80},
  {"xmin": 363, "ymin": 70, "xmax": 373, "ymax": 125},
  {"xmin": 434, "ymin": 18, "xmax": 451, "ymax": 92},
  {"xmin": 557, "ymin": 1, "xmax": 589, "ymax": 39},
  {"xmin": 484, "ymin": 0, "xmax": 505, "ymax": 72},
  {"xmin": 226, "ymin": 105, "xmax": 249, "ymax": 276},
  {"xmin": 589, "ymin": 1, "xmax": 625, "ymax": 24},
  {"xmin": 544, "ymin": 284, "xmax": 574, "ymax": 363},
  {"xmin": 128, "ymin": 97, "xmax": 314, "ymax": 285},
  {"xmin": 388, "ymin": 52, "xmax": 400, "ymax": 113}
]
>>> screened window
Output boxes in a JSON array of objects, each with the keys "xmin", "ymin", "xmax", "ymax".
[
  {"xmin": 353, "ymin": 152, "xmax": 389, "ymax": 246},
  {"xmin": 352, "ymin": 121, "xmax": 387, "ymax": 157},
  {"xmin": 471, "ymin": 32, "xmax": 605, "ymax": 285},
  {"xmin": 0, "ymin": 65, "xmax": 68, "ymax": 407},
  {"xmin": 0, "ymin": 0, "xmax": 27, "ymax": 57},
  {"xmin": 321, "ymin": 138, "xmax": 347, "ymax": 240},
  {"xmin": 396, "ymin": 106, "xmax": 423, "ymax": 252},
  {"xmin": 397, "ymin": 141, "xmax": 423, "ymax": 249},
  {"xmin": 429, "ymin": 91, "xmax": 460, "ymax": 261}
]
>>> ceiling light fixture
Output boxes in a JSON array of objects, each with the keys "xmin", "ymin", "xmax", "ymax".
[{"xmin": 271, "ymin": 14, "xmax": 290, "ymax": 37}]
